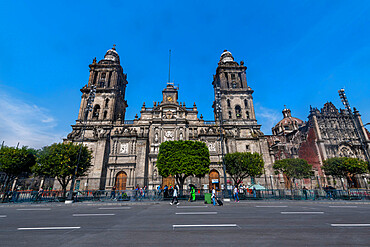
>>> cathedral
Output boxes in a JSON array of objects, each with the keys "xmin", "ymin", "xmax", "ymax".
[
  {"xmin": 66, "ymin": 46, "xmax": 369, "ymax": 191},
  {"xmin": 66, "ymin": 47, "xmax": 273, "ymax": 191}
]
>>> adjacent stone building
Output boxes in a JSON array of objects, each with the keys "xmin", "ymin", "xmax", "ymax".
[{"xmin": 66, "ymin": 47, "xmax": 273, "ymax": 191}]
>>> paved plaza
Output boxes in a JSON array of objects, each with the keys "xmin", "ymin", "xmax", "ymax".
[{"xmin": 1, "ymin": 200, "xmax": 370, "ymax": 246}]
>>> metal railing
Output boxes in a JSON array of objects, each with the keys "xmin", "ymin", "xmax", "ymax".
[{"xmin": 2, "ymin": 188, "xmax": 370, "ymax": 203}]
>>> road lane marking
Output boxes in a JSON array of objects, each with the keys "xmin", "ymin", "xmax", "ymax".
[
  {"xmin": 256, "ymin": 206, "xmax": 288, "ymax": 208},
  {"xmin": 331, "ymin": 224, "xmax": 370, "ymax": 227},
  {"xmin": 18, "ymin": 227, "xmax": 81, "ymax": 230},
  {"xmin": 73, "ymin": 214, "xmax": 115, "ymax": 216},
  {"xmin": 173, "ymin": 224, "xmax": 238, "ymax": 229},
  {"xmin": 0, "ymin": 215, "xmax": 7, "ymax": 218},
  {"xmin": 281, "ymin": 212, "xmax": 324, "ymax": 214},
  {"xmin": 176, "ymin": 212, "xmax": 218, "ymax": 215},
  {"xmin": 177, "ymin": 206, "xmax": 208, "ymax": 208},
  {"xmin": 17, "ymin": 208, "xmax": 51, "ymax": 211},
  {"xmin": 98, "ymin": 207, "xmax": 131, "ymax": 210},
  {"xmin": 329, "ymin": 206, "xmax": 358, "ymax": 208}
]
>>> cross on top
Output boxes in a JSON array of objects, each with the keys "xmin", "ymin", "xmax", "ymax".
[{"xmin": 113, "ymin": 44, "xmax": 116, "ymax": 50}]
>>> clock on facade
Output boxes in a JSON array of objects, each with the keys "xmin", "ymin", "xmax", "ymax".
[{"xmin": 167, "ymin": 96, "xmax": 173, "ymax": 102}]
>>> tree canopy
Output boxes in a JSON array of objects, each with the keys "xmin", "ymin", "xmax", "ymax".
[
  {"xmin": 224, "ymin": 152, "xmax": 264, "ymax": 187},
  {"xmin": 273, "ymin": 158, "xmax": 313, "ymax": 188},
  {"xmin": 0, "ymin": 146, "xmax": 36, "ymax": 191},
  {"xmin": 322, "ymin": 157, "xmax": 368, "ymax": 186},
  {"xmin": 156, "ymin": 140, "xmax": 210, "ymax": 192},
  {"xmin": 33, "ymin": 142, "xmax": 93, "ymax": 196}
]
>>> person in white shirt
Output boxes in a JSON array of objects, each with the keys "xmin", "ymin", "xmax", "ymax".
[
  {"xmin": 170, "ymin": 186, "xmax": 179, "ymax": 205},
  {"xmin": 212, "ymin": 188, "xmax": 216, "ymax": 206}
]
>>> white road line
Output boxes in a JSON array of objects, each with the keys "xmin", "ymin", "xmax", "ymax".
[
  {"xmin": 73, "ymin": 214, "xmax": 115, "ymax": 216},
  {"xmin": 173, "ymin": 224, "xmax": 238, "ymax": 229},
  {"xmin": 17, "ymin": 208, "xmax": 51, "ymax": 211},
  {"xmin": 329, "ymin": 206, "xmax": 358, "ymax": 208},
  {"xmin": 281, "ymin": 212, "xmax": 324, "ymax": 214},
  {"xmin": 0, "ymin": 215, "xmax": 7, "ymax": 218},
  {"xmin": 98, "ymin": 207, "xmax": 131, "ymax": 210},
  {"xmin": 256, "ymin": 206, "xmax": 288, "ymax": 208},
  {"xmin": 177, "ymin": 206, "xmax": 208, "ymax": 208},
  {"xmin": 18, "ymin": 227, "xmax": 81, "ymax": 230},
  {"xmin": 331, "ymin": 224, "xmax": 370, "ymax": 227},
  {"xmin": 176, "ymin": 212, "xmax": 218, "ymax": 215}
]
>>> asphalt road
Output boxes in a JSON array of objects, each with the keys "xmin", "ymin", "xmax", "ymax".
[{"xmin": 1, "ymin": 200, "xmax": 370, "ymax": 246}]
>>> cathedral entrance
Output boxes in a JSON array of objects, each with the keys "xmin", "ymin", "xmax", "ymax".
[
  {"xmin": 162, "ymin": 176, "xmax": 176, "ymax": 188},
  {"xmin": 209, "ymin": 170, "xmax": 220, "ymax": 190},
  {"xmin": 115, "ymin": 171, "xmax": 127, "ymax": 191}
]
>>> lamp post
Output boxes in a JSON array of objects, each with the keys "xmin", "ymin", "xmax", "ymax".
[
  {"xmin": 215, "ymin": 84, "xmax": 229, "ymax": 198},
  {"xmin": 338, "ymin": 89, "xmax": 370, "ymax": 165},
  {"xmin": 66, "ymin": 85, "xmax": 96, "ymax": 204}
]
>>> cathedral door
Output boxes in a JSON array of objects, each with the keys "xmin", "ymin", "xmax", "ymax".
[
  {"xmin": 162, "ymin": 176, "xmax": 176, "ymax": 188},
  {"xmin": 115, "ymin": 171, "xmax": 127, "ymax": 191},
  {"xmin": 209, "ymin": 170, "xmax": 220, "ymax": 190}
]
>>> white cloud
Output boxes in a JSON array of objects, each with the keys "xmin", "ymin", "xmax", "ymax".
[
  {"xmin": 0, "ymin": 90, "xmax": 65, "ymax": 149},
  {"xmin": 255, "ymin": 105, "xmax": 281, "ymax": 135}
]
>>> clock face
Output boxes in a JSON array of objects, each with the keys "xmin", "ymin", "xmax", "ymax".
[{"xmin": 167, "ymin": 96, "xmax": 173, "ymax": 102}]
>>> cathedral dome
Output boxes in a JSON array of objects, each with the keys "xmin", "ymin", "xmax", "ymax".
[
  {"xmin": 272, "ymin": 107, "xmax": 304, "ymax": 135},
  {"xmin": 220, "ymin": 50, "xmax": 234, "ymax": 63},
  {"xmin": 103, "ymin": 45, "xmax": 120, "ymax": 64}
]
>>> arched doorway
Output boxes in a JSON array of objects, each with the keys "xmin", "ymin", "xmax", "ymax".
[
  {"xmin": 209, "ymin": 170, "xmax": 220, "ymax": 190},
  {"xmin": 115, "ymin": 171, "xmax": 127, "ymax": 191},
  {"xmin": 162, "ymin": 176, "xmax": 176, "ymax": 188}
]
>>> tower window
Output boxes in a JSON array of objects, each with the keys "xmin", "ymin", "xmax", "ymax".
[
  {"xmin": 228, "ymin": 111, "xmax": 232, "ymax": 119},
  {"xmin": 101, "ymin": 73, "xmax": 106, "ymax": 79},
  {"xmin": 227, "ymin": 99, "xmax": 231, "ymax": 107},
  {"xmin": 235, "ymin": 105, "xmax": 241, "ymax": 118},
  {"xmin": 246, "ymin": 111, "xmax": 250, "ymax": 119},
  {"xmin": 246, "ymin": 145, "xmax": 249, "ymax": 151},
  {"xmin": 103, "ymin": 111, "xmax": 108, "ymax": 119},
  {"xmin": 93, "ymin": 105, "xmax": 100, "ymax": 119},
  {"xmin": 105, "ymin": 98, "xmax": 109, "ymax": 108},
  {"xmin": 244, "ymin": 99, "xmax": 248, "ymax": 108}
]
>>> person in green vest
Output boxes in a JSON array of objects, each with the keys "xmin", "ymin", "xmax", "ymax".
[{"xmin": 191, "ymin": 186, "xmax": 196, "ymax": 201}]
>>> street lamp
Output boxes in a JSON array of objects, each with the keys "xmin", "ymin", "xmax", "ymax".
[
  {"xmin": 66, "ymin": 85, "xmax": 96, "ymax": 204},
  {"xmin": 338, "ymin": 89, "xmax": 370, "ymax": 165}
]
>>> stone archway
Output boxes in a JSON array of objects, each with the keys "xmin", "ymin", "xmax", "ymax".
[
  {"xmin": 209, "ymin": 170, "xmax": 220, "ymax": 190},
  {"xmin": 115, "ymin": 171, "xmax": 127, "ymax": 191}
]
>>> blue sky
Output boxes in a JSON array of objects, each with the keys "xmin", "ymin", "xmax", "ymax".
[{"xmin": 0, "ymin": 1, "xmax": 369, "ymax": 148}]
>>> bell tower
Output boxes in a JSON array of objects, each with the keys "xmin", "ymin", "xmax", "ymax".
[
  {"xmin": 77, "ymin": 45, "xmax": 128, "ymax": 124},
  {"xmin": 212, "ymin": 50, "xmax": 257, "ymax": 125}
]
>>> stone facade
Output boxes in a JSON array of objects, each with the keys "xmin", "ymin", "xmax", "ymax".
[
  {"xmin": 66, "ymin": 48, "xmax": 273, "ymax": 190},
  {"xmin": 267, "ymin": 103, "xmax": 370, "ymax": 188}
]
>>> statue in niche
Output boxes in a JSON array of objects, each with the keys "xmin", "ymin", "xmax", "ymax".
[
  {"xmin": 154, "ymin": 132, "xmax": 159, "ymax": 143},
  {"xmin": 179, "ymin": 132, "xmax": 183, "ymax": 140}
]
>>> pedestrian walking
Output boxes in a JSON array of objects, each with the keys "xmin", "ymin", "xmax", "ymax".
[
  {"xmin": 191, "ymin": 186, "xmax": 196, "ymax": 201},
  {"xmin": 233, "ymin": 186, "xmax": 239, "ymax": 202},
  {"xmin": 253, "ymin": 186, "xmax": 257, "ymax": 198},
  {"xmin": 170, "ymin": 186, "xmax": 179, "ymax": 205},
  {"xmin": 110, "ymin": 186, "xmax": 116, "ymax": 199},
  {"xmin": 303, "ymin": 186, "xmax": 308, "ymax": 200},
  {"xmin": 212, "ymin": 188, "xmax": 216, "ymax": 206}
]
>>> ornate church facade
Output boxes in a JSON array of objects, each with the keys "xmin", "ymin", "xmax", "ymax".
[
  {"xmin": 66, "ymin": 47, "xmax": 273, "ymax": 191},
  {"xmin": 66, "ymin": 46, "xmax": 369, "ymax": 191}
]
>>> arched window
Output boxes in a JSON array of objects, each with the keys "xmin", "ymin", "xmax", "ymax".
[
  {"xmin": 246, "ymin": 111, "xmax": 250, "ymax": 119},
  {"xmin": 227, "ymin": 99, "xmax": 231, "ymax": 107},
  {"xmin": 103, "ymin": 111, "xmax": 108, "ymax": 119},
  {"xmin": 235, "ymin": 105, "xmax": 241, "ymax": 118},
  {"xmin": 228, "ymin": 111, "xmax": 232, "ymax": 119},
  {"xmin": 244, "ymin": 99, "xmax": 248, "ymax": 108},
  {"xmin": 92, "ymin": 105, "xmax": 100, "ymax": 119},
  {"xmin": 105, "ymin": 98, "xmax": 109, "ymax": 108}
]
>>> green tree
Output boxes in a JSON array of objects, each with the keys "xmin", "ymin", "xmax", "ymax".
[
  {"xmin": 273, "ymin": 158, "xmax": 313, "ymax": 189},
  {"xmin": 322, "ymin": 157, "xmax": 368, "ymax": 188},
  {"xmin": 156, "ymin": 140, "xmax": 210, "ymax": 193},
  {"xmin": 224, "ymin": 152, "xmax": 264, "ymax": 187},
  {"xmin": 33, "ymin": 143, "xmax": 93, "ymax": 197},
  {"xmin": 0, "ymin": 146, "xmax": 36, "ymax": 193}
]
